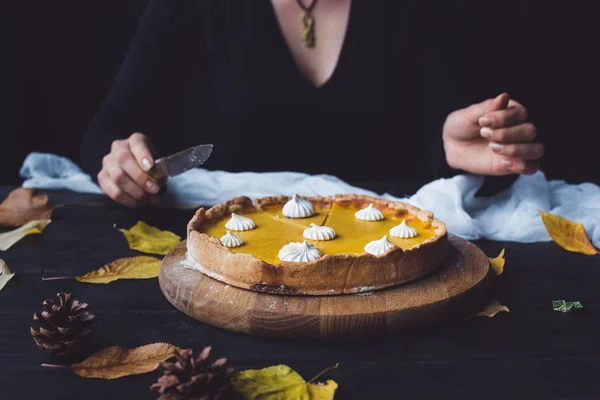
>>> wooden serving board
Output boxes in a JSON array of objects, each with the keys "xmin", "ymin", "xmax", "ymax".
[{"xmin": 159, "ymin": 235, "xmax": 493, "ymax": 340}]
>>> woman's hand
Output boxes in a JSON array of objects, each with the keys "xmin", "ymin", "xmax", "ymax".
[
  {"xmin": 97, "ymin": 132, "xmax": 163, "ymax": 208},
  {"xmin": 442, "ymin": 93, "xmax": 543, "ymax": 176}
]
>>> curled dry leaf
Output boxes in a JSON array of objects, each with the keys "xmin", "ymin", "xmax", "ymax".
[
  {"xmin": 0, "ymin": 259, "xmax": 15, "ymax": 290},
  {"xmin": 469, "ymin": 299, "xmax": 510, "ymax": 319},
  {"xmin": 76, "ymin": 256, "xmax": 162, "ymax": 283},
  {"xmin": 44, "ymin": 256, "xmax": 162, "ymax": 283},
  {"xmin": 539, "ymin": 211, "xmax": 598, "ymax": 255},
  {"xmin": 71, "ymin": 343, "xmax": 184, "ymax": 379},
  {"xmin": 489, "ymin": 249, "xmax": 505, "ymax": 275},
  {"xmin": 0, "ymin": 219, "xmax": 51, "ymax": 251},
  {"xmin": 232, "ymin": 364, "xmax": 339, "ymax": 400},
  {"xmin": 0, "ymin": 188, "xmax": 53, "ymax": 227},
  {"xmin": 117, "ymin": 221, "xmax": 181, "ymax": 255}
]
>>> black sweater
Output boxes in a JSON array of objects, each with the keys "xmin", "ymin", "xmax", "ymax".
[{"xmin": 81, "ymin": 0, "xmax": 531, "ymax": 186}]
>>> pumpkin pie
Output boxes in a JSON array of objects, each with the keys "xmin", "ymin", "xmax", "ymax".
[{"xmin": 186, "ymin": 194, "xmax": 447, "ymax": 295}]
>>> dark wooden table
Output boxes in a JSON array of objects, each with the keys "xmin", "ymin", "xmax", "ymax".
[{"xmin": 1, "ymin": 185, "xmax": 599, "ymax": 399}]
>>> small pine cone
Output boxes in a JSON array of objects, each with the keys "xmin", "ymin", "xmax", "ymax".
[
  {"xmin": 30, "ymin": 293, "xmax": 95, "ymax": 358},
  {"xmin": 151, "ymin": 347, "xmax": 235, "ymax": 400}
]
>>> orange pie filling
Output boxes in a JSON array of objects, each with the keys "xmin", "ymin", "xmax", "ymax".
[{"xmin": 197, "ymin": 198, "xmax": 437, "ymax": 265}]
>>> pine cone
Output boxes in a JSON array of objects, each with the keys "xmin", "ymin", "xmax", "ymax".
[
  {"xmin": 151, "ymin": 347, "xmax": 235, "ymax": 400},
  {"xmin": 30, "ymin": 293, "xmax": 95, "ymax": 358}
]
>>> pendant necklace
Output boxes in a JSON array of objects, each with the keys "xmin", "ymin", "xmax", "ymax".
[{"xmin": 296, "ymin": 0, "xmax": 318, "ymax": 48}]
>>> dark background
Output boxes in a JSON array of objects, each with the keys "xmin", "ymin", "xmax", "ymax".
[{"xmin": 2, "ymin": 1, "xmax": 599, "ymax": 185}]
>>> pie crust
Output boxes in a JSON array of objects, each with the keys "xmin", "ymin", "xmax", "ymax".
[{"xmin": 186, "ymin": 194, "xmax": 447, "ymax": 295}]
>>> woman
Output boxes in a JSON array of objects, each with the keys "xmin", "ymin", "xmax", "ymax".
[{"xmin": 82, "ymin": 0, "xmax": 543, "ymax": 208}]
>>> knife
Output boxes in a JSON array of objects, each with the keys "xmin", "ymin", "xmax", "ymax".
[{"xmin": 148, "ymin": 144, "xmax": 213, "ymax": 193}]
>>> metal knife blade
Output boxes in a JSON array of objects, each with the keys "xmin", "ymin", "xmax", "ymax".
[{"xmin": 151, "ymin": 144, "xmax": 213, "ymax": 178}]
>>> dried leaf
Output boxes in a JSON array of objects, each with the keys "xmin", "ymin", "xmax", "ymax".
[
  {"xmin": 539, "ymin": 211, "xmax": 598, "ymax": 255},
  {"xmin": 489, "ymin": 249, "xmax": 505, "ymax": 275},
  {"xmin": 0, "ymin": 259, "xmax": 15, "ymax": 290},
  {"xmin": 0, "ymin": 219, "xmax": 51, "ymax": 251},
  {"xmin": 117, "ymin": 221, "xmax": 181, "ymax": 255},
  {"xmin": 232, "ymin": 364, "xmax": 339, "ymax": 400},
  {"xmin": 470, "ymin": 299, "xmax": 510, "ymax": 319},
  {"xmin": 0, "ymin": 188, "xmax": 53, "ymax": 227},
  {"xmin": 552, "ymin": 300, "xmax": 584, "ymax": 313},
  {"xmin": 71, "ymin": 343, "xmax": 184, "ymax": 379},
  {"xmin": 76, "ymin": 256, "xmax": 161, "ymax": 283}
]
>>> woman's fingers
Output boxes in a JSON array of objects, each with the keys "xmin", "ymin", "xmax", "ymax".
[
  {"xmin": 489, "ymin": 142, "xmax": 544, "ymax": 160},
  {"xmin": 479, "ymin": 101, "xmax": 528, "ymax": 129},
  {"xmin": 98, "ymin": 132, "xmax": 160, "ymax": 208},
  {"xmin": 97, "ymin": 170, "xmax": 138, "ymax": 208},
  {"xmin": 103, "ymin": 154, "xmax": 148, "ymax": 201},
  {"xmin": 480, "ymin": 122, "xmax": 537, "ymax": 143},
  {"xmin": 497, "ymin": 158, "xmax": 540, "ymax": 175},
  {"xmin": 480, "ymin": 113, "xmax": 542, "ymax": 174},
  {"xmin": 116, "ymin": 147, "xmax": 160, "ymax": 194},
  {"xmin": 129, "ymin": 132, "xmax": 155, "ymax": 172}
]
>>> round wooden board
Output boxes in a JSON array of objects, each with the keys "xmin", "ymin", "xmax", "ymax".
[{"xmin": 159, "ymin": 235, "xmax": 493, "ymax": 340}]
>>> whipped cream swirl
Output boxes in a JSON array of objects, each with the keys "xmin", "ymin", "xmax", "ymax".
[
  {"xmin": 278, "ymin": 241, "xmax": 322, "ymax": 262},
  {"xmin": 282, "ymin": 194, "xmax": 316, "ymax": 218},
  {"xmin": 389, "ymin": 220, "xmax": 418, "ymax": 238},
  {"xmin": 224, "ymin": 213, "xmax": 256, "ymax": 231},
  {"xmin": 364, "ymin": 235, "xmax": 396, "ymax": 256},
  {"xmin": 220, "ymin": 230, "xmax": 244, "ymax": 248},
  {"xmin": 355, "ymin": 203, "xmax": 384, "ymax": 221},
  {"xmin": 303, "ymin": 223, "xmax": 336, "ymax": 241}
]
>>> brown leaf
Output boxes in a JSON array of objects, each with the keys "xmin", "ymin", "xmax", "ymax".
[
  {"xmin": 470, "ymin": 299, "xmax": 510, "ymax": 319},
  {"xmin": 539, "ymin": 211, "xmax": 598, "ymax": 255},
  {"xmin": 489, "ymin": 249, "xmax": 505, "ymax": 275},
  {"xmin": 71, "ymin": 343, "xmax": 184, "ymax": 379},
  {"xmin": 75, "ymin": 256, "xmax": 162, "ymax": 284},
  {"xmin": 0, "ymin": 188, "xmax": 53, "ymax": 227}
]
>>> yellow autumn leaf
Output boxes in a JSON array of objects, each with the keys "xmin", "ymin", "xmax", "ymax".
[
  {"xmin": 0, "ymin": 219, "xmax": 51, "ymax": 251},
  {"xmin": 0, "ymin": 259, "xmax": 15, "ymax": 290},
  {"xmin": 489, "ymin": 249, "xmax": 505, "ymax": 275},
  {"xmin": 75, "ymin": 256, "xmax": 161, "ymax": 283},
  {"xmin": 117, "ymin": 221, "xmax": 181, "ymax": 255},
  {"xmin": 70, "ymin": 343, "xmax": 184, "ymax": 379},
  {"xmin": 232, "ymin": 364, "xmax": 339, "ymax": 400},
  {"xmin": 470, "ymin": 299, "xmax": 510, "ymax": 319},
  {"xmin": 539, "ymin": 211, "xmax": 598, "ymax": 255}
]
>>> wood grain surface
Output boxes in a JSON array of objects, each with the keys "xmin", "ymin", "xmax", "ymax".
[{"xmin": 159, "ymin": 235, "xmax": 493, "ymax": 339}]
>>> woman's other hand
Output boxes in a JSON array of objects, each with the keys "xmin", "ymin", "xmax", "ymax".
[
  {"xmin": 97, "ymin": 132, "xmax": 162, "ymax": 208},
  {"xmin": 442, "ymin": 93, "xmax": 543, "ymax": 176}
]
